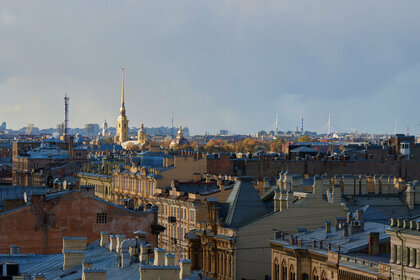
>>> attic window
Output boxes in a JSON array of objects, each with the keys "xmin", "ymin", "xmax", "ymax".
[{"xmin": 96, "ymin": 212, "xmax": 107, "ymax": 224}]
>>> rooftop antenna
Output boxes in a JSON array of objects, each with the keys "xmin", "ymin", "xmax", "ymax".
[
  {"xmin": 275, "ymin": 113, "xmax": 279, "ymax": 135},
  {"xmin": 328, "ymin": 114, "xmax": 331, "ymax": 137},
  {"xmin": 301, "ymin": 117, "xmax": 303, "ymax": 132},
  {"xmin": 407, "ymin": 125, "xmax": 409, "ymax": 136},
  {"xmin": 64, "ymin": 93, "xmax": 70, "ymax": 143}
]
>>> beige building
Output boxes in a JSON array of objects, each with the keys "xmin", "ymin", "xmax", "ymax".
[
  {"xmin": 388, "ymin": 216, "xmax": 420, "ymax": 280},
  {"xmin": 270, "ymin": 216, "xmax": 391, "ymax": 280}
]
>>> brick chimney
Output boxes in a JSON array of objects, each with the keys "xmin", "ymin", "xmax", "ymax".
[
  {"xmin": 368, "ymin": 232, "xmax": 380, "ymax": 256},
  {"xmin": 62, "ymin": 237, "xmax": 87, "ymax": 270}
]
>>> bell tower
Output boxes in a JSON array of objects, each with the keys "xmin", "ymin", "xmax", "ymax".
[{"xmin": 115, "ymin": 67, "xmax": 129, "ymax": 144}]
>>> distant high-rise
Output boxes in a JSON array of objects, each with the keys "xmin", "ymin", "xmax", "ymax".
[{"xmin": 114, "ymin": 67, "xmax": 129, "ymax": 144}]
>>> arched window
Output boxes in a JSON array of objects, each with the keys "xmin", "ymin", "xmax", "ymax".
[
  {"xmin": 312, "ymin": 268, "xmax": 319, "ymax": 280},
  {"xmin": 289, "ymin": 265, "xmax": 296, "ymax": 280},
  {"xmin": 302, "ymin": 273, "xmax": 309, "ymax": 280},
  {"xmin": 273, "ymin": 258, "xmax": 280, "ymax": 280},
  {"xmin": 281, "ymin": 260, "xmax": 287, "ymax": 280},
  {"xmin": 321, "ymin": 271, "xmax": 327, "ymax": 280}
]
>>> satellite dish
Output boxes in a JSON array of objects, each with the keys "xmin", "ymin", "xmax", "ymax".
[{"xmin": 23, "ymin": 192, "xmax": 28, "ymax": 203}]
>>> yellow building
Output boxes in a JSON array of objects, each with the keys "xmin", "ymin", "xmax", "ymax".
[
  {"xmin": 138, "ymin": 123, "xmax": 147, "ymax": 145},
  {"xmin": 114, "ymin": 67, "xmax": 129, "ymax": 145}
]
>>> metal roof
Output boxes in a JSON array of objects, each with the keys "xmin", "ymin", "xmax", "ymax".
[{"xmin": 0, "ymin": 241, "xmax": 201, "ymax": 280}]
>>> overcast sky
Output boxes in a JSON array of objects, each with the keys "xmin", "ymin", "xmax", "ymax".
[{"xmin": 1, "ymin": 1, "xmax": 420, "ymax": 135}]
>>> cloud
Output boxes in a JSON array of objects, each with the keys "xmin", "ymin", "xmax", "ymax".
[{"xmin": 1, "ymin": 1, "xmax": 420, "ymax": 134}]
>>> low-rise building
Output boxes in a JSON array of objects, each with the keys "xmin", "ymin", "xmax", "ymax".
[
  {"xmin": 0, "ymin": 185, "xmax": 159, "ymax": 254},
  {"xmin": 270, "ymin": 214, "xmax": 391, "ymax": 280}
]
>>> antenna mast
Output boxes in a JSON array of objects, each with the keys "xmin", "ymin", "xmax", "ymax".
[
  {"xmin": 301, "ymin": 117, "xmax": 303, "ymax": 132},
  {"xmin": 275, "ymin": 113, "xmax": 279, "ymax": 135},
  {"xmin": 328, "ymin": 114, "xmax": 331, "ymax": 137},
  {"xmin": 64, "ymin": 94, "xmax": 70, "ymax": 143}
]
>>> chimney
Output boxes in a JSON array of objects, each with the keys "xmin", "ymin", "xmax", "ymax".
[
  {"xmin": 406, "ymin": 184, "xmax": 415, "ymax": 210},
  {"xmin": 9, "ymin": 245, "xmax": 20, "ymax": 255},
  {"xmin": 325, "ymin": 221, "xmax": 331, "ymax": 234},
  {"xmin": 33, "ymin": 273, "xmax": 46, "ymax": 280},
  {"xmin": 368, "ymin": 232, "xmax": 380, "ymax": 256},
  {"xmin": 346, "ymin": 212, "xmax": 353, "ymax": 224},
  {"xmin": 273, "ymin": 187, "xmax": 281, "ymax": 212},
  {"xmin": 356, "ymin": 210, "xmax": 363, "ymax": 221},
  {"xmin": 153, "ymin": 248, "xmax": 166, "ymax": 266},
  {"xmin": 100, "ymin": 231, "xmax": 109, "ymax": 247},
  {"xmin": 109, "ymin": 235, "xmax": 117, "ymax": 251},
  {"xmin": 139, "ymin": 243, "xmax": 151, "ymax": 264},
  {"xmin": 116, "ymin": 235, "xmax": 126, "ymax": 253},
  {"xmin": 165, "ymin": 253, "xmax": 175, "ymax": 266},
  {"xmin": 82, "ymin": 260, "xmax": 93, "ymax": 270},
  {"xmin": 343, "ymin": 223, "xmax": 349, "ymax": 237},
  {"xmin": 179, "ymin": 259, "xmax": 191, "ymax": 279},
  {"xmin": 82, "ymin": 268, "xmax": 107, "ymax": 280},
  {"xmin": 62, "ymin": 237, "xmax": 87, "ymax": 270},
  {"xmin": 205, "ymin": 174, "xmax": 211, "ymax": 183}
]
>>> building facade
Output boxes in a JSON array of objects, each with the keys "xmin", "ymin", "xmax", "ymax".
[{"xmin": 388, "ymin": 218, "xmax": 420, "ymax": 280}]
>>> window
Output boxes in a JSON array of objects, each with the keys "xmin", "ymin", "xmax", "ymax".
[
  {"xmin": 190, "ymin": 210, "xmax": 195, "ymax": 222},
  {"xmin": 96, "ymin": 212, "xmax": 107, "ymax": 224}
]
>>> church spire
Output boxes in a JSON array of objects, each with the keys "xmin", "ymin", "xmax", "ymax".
[{"xmin": 120, "ymin": 67, "xmax": 125, "ymax": 115}]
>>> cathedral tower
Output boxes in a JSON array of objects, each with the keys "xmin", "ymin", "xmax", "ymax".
[{"xmin": 115, "ymin": 67, "xmax": 129, "ymax": 144}]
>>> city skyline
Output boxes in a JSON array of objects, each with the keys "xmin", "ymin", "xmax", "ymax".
[{"xmin": 1, "ymin": 1, "xmax": 420, "ymax": 135}]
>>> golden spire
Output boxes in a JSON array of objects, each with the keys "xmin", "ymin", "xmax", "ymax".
[{"xmin": 120, "ymin": 67, "xmax": 125, "ymax": 115}]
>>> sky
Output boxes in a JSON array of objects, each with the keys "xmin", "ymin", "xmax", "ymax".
[{"xmin": 1, "ymin": 0, "xmax": 420, "ymax": 135}]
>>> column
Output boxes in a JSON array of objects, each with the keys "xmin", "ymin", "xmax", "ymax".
[
  {"xmin": 404, "ymin": 246, "xmax": 410, "ymax": 266},
  {"xmin": 416, "ymin": 248, "xmax": 420, "ymax": 268},
  {"xmin": 391, "ymin": 244, "xmax": 397, "ymax": 263},
  {"xmin": 396, "ymin": 245, "xmax": 401, "ymax": 264},
  {"xmin": 226, "ymin": 254, "xmax": 231, "ymax": 279},
  {"xmin": 409, "ymin": 248, "xmax": 416, "ymax": 267},
  {"xmin": 221, "ymin": 253, "xmax": 225, "ymax": 279}
]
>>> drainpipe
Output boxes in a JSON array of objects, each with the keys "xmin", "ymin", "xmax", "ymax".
[{"xmin": 395, "ymin": 230, "xmax": 404, "ymax": 279}]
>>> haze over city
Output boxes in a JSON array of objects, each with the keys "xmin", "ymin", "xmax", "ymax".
[{"xmin": 1, "ymin": 0, "xmax": 420, "ymax": 135}]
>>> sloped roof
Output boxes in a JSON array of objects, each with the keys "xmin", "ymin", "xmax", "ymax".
[{"xmin": 223, "ymin": 177, "xmax": 268, "ymax": 229}]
